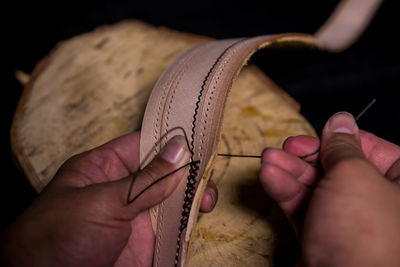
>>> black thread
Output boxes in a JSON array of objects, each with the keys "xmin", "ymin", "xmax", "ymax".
[
  {"xmin": 140, "ymin": 126, "xmax": 192, "ymax": 169},
  {"xmin": 126, "ymin": 127, "xmax": 193, "ymax": 206},
  {"xmin": 299, "ymin": 149, "xmax": 320, "ymax": 160},
  {"xmin": 217, "ymin": 153, "xmax": 261, "ymax": 158},
  {"xmin": 126, "ymin": 161, "xmax": 198, "ymax": 205},
  {"xmin": 129, "ymin": 52, "xmax": 375, "ymax": 265},
  {"xmin": 174, "ymin": 38, "xmax": 246, "ymax": 266}
]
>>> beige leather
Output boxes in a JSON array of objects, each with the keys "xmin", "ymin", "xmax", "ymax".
[
  {"xmin": 316, "ymin": 0, "xmax": 384, "ymax": 52},
  {"xmin": 138, "ymin": 0, "xmax": 382, "ymax": 266},
  {"xmin": 140, "ymin": 34, "xmax": 317, "ymax": 267}
]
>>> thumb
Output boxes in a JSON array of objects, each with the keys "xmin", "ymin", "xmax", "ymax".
[
  {"xmin": 320, "ymin": 112, "xmax": 365, "ymax": 170},
  {"xmin": 108, "ymin": 135, "xmax": 192, "ymax": 218}
]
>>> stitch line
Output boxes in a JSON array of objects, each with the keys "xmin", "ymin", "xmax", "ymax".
[
  {"xmin": 164, "ymin": 71, "xmax": 184, "ymax": 144},
  {"xmin": 174, "ymin": 38, "xmax": 247, "ymax": 266},
  {"xmin": 197, "ymin": 41, "xmax": 245, "ymax": 159},
  {"xmin": 136, "ymin": 126, "xmax": 193, "ymax": 267},
  {"xmin": 155, "ymin": 67, "xmax": 180, "ymax": 154},
  {"xmin": 152, "ymin": 47, "xmax": 208, "ymax": 266},
  {"xmin": 153, "ymin": 46, "xmax": 205, "ymax": 155},
  {"xmin": 153, "ymin": 60, "xmax": 185, "ymax": 267}
]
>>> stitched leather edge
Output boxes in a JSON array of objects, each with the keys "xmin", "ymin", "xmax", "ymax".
[{"xmin": 140, "ymin": 34, "xmax": 317, "ymax": 267}]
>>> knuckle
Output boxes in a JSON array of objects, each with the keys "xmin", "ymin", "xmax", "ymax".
[
  {"xmin": 323, "ymin": 137, "xmax": 365, "ymax": 168},
  {"xmin": 329, "ymin": 157, "xmax": 368, "ymax": 176},
  {"xmin": 139, "ymin": 157, "xmax": 176, "ymax": 183},
  {"xmin": 324, "ymin": 134, "xmax": 361, "ymax": 153},
  {"xmin": 324, "ymin": 138, "xmax": 355, "ymax": 153},
  {"xmin": 138, "ymin": 167, "xmax": 157, "ymax": 182}
]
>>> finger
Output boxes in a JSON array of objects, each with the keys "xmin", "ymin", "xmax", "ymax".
[
  {"xmin": 262, "ymin": 148, "xmax": 318, "ymax": 187},
  {"xmin": 200, "ymin": 180, "xmax": 218, "ymax": 213},
  {"xmin": 57, "ymin": 131, "xmax": 141, "ymax": 185},
  {"xmin": 283, "ymin": 135, "xmax": 321, "ymax": 163},
  {"xmin": 107, "ymin": 135, "xmax": 192, "ymax": 218},
  {"xmin": 360, "ymin": 130, "xmax": 400, "ymax": 174},
  {"xmin": 259, "ymin": 162, "xmax": 310, "ymax": 216},
  {"xmin": 320, "ymin": 112, "xmax": 365, "ymax": 170},
  {"xmin": 100, "ymin": 131, "xmax": 141, "ymax": 173},
  {"xmin": 89, "ymin": 131, "xmax": 141, "ymax": 177}
]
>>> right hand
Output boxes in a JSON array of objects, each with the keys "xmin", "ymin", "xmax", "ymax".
[{"xmin": 260, "ymin": 112, "xmax": 400, "ymax": 266}]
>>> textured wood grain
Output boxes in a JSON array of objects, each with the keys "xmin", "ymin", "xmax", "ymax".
[
  {"xmin": 12, "ymin": 20, "xmax": 211, "ymax": 191},
  {"xmin": 11, "ymin": 20, "xmax": 315, "ymax": 266}
]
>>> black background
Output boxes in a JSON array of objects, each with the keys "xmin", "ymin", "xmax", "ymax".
[{"xmin": 1, "ymin": 0, "xmax": 399, "ymax": 235}]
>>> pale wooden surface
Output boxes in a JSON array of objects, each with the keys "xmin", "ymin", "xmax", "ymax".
[{"xmin": 11, "ymin": 20, "xmax": 315, "ymax": 266}]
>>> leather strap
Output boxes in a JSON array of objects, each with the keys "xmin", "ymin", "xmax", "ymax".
[
  {"xmin": 315, "ymin": 0, "xmax": 384, "ymax": 52},
  {"xmin": 137, "ymin": 0, "xmax": 382, "ymax": 266},
  {"xmin": 140, "ymin": 34, "xmax": 317, "ymax": 267}
]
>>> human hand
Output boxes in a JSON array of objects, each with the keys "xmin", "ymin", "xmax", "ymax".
[
  {"xmin": 0, "ymin": 132, "xmax": 217, "ymax": 267},
  {"xmin": 260, "ymin": 112, "xmax": 400, "ymax": 266}
]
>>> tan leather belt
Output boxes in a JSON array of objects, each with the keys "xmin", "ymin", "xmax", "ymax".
[{"xmin": 137, "ymin": 0, "xmax": 383, "ymax": 266}]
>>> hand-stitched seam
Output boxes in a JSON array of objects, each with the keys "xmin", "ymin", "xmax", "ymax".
[
  {"xmin": 155, "ymin": 65, "xmax": 187, "ymax": 267},
  {"xmin": 154, "ymin": 70, "xmax": 177, "ymax": 155},
  {"xmin": 154, "ymin": 200, "xmax": 165, "ymax": 267},
  {"xmin": 153, "ymin": 47, "xmax": 203, "ymax": 155},
  {"xmin": 198, "ymin": 41, "xmax": 245, "ymax": 159},
  {"xmin": 154, "ymin": 46, "xmax": 207, "ymax": 266},
  {"xmin": 174, "ymin": 38, "xmax": 247, "ymax": 266},
  {"xmin": 164, "ymin": 69, "xmax": 185, "ymax": 143},
  {"xmin": 154, "ymin": 90, "xmax": 167, "ymax": 154},
  {"xmin": 153, "ymin": 58, "xmax": 188, "ymax": 267}
]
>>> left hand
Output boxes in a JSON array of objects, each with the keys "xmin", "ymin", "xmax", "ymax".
[{"xmin": 0, "ymin": 131, "xmax": 217, "ymax": 267}]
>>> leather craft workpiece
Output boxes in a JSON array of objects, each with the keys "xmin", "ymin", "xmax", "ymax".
[
  {"xmin": 137, "ymin": 0, "xmax": 383, "ymax": 266},
  {"xmin": 140, "ymin": 34, "xmax": 317, "ymax": 267}
]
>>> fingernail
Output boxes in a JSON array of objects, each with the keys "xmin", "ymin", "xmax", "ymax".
[
  {"xmin": 327, "ymin": 112, "xmax": 358, "ymax": 134},
  {"xmin": 205, "ymin": 187, "xmax": 217, "ymax": 207},
  {"xmin": 159, "ymin": 136, "xmax": 188, "ymax": 164}
]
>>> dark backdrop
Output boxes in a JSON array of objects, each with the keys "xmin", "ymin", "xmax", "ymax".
[{"xmin": 1, "ymin": 0, "xmax": 399, "ymax": 231}]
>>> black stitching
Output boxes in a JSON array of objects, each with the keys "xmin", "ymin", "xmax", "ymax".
[{"xmin": 174, "ymin": 38, "xmax": 246, "ymax": 266}]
